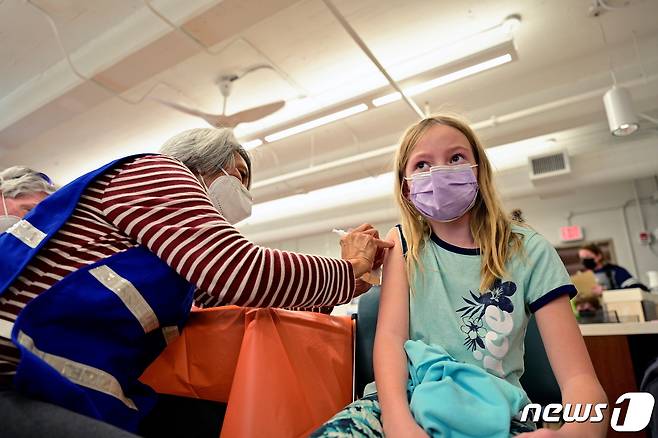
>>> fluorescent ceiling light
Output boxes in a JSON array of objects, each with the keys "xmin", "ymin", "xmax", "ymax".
[
  {"xmin": 252, "ymin": 144, "xmax": 397, "ymax": 189},
  {"xmin": 241, "ymin": 138, "xmax": 263, "ymax": 150},
  {"xmin": 242, "ymin": 172, "xmax": 394, "ymax": 226},
  {"xmin": 237, "ymin": 16, "xmax": 521, "ymax": 146},
  {"xmin": 372, "ymin": 53, "xmax": 513, "ymax": 107},
  {"xmin": 245, "ymin": 135, "xmax": 558, "ymax": 226},
  {"xmin": 502, "ymin": 14, "xmax": 521, "ymax": 34},
  {"xmin": 264, "ymin": 104, "xmax": 369, "ymax": 143}
]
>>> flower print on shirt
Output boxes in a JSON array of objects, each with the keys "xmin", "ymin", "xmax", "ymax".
[
  {"xmin": 457, "ymin": 279, "xmax": 517, "ymax": 323},
  {"xmin": 456, "ymin": 279, "xmax": 518, "ymax": 377},
  {"xmin": 477, "ymin": 279, "xmax": 517, "ymax": 313},
  {"xmin": 460, "ymin": 315, "xmax": 486, "ymax": 351}
]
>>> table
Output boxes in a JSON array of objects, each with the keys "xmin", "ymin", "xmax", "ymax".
[
  {"xmin": 140, "ymin": 307, "xmax": 354, "ymax": 438},
  {"xmin": 579, "ymin": 322, "xmax": 658, "ymax": 438},
  {"xmin": 580, "ymin": 321, "xmax": 658, "ymax": 336}
]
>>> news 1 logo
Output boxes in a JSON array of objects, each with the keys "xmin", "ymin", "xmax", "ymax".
[{"xmin": 519, "ymin": 392, "xmax": 655, "ymax": 432}]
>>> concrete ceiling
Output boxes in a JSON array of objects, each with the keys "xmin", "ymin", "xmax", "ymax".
[{"xmin": 1, "ymin": 0, "xmax": 657, "ymax": 229}]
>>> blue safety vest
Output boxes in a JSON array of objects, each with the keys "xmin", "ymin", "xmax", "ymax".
[{"xmin": 0, "ymin": 155, "xmax": 196, "ymax": 432}]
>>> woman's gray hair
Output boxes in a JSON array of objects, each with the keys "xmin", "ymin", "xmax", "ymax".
[
  {"xmin": 0, "ymin": 166, "xmax": 56, "ymax": 198},
  {"xmin": 159, "ymin": 128, "xmax": 252, "ymax": 189}
]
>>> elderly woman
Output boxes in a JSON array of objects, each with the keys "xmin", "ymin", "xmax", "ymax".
[
  {"xmin": 0, "ymin": 166, "xmax": 56, "ymax": 232},
  {"xmin": 0, "ymin": 128, "xmax": 392, "ymax": 437}
]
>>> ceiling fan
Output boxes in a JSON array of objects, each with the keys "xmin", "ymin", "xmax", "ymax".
[{"xmin": 153, "ymin": 64, "xmax": 285, "ymax": 128}]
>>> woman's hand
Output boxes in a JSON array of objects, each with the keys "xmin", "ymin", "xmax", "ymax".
[
  {"xmin": 354, "ymin": 278, "xmax": 373, "ymax": 297},
  {"xmin": 340, "ymin": 224, "xmax": 394, "ymax": 278}
]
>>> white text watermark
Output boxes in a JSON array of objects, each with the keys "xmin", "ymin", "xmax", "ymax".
[{"xmin": 519, "ymin": 392, "xmax": 655, "ymax": 432}]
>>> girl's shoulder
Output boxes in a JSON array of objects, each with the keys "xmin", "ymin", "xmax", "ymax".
[
  {"xmin": 511, "ymin": 223, "xmax": 540, "ymax": 246},
  {"xmin": 510, "ymin": 223, "xmax": 559, "ymax": 262}
]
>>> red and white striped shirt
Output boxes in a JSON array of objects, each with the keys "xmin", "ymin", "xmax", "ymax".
[{"xmin": 0, "ymin": 155, "xmax": 354, "ymax": 385}]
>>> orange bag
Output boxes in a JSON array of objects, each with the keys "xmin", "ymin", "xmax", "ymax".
[{"xmin": 140, "ymin": 307, "xmax": 353, "ymax": 438}]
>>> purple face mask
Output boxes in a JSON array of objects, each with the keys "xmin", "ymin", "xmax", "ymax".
[{"xmin": 405, "ymin": 164, "xmax": 479, "ymax": 222}]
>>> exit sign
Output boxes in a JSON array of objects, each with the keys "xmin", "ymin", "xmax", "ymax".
[{"xmin": 560, "ymin": 225, "xmax": 584, "ymax": 242}]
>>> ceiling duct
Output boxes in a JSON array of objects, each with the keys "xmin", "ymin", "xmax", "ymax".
[{"xmin": 528, "ymin": 150, "xmax": 571, "ymax": 181}]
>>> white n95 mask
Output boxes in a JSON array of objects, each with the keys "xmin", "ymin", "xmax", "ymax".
[
  {"xmin": 0, "ymin": 192, "xmax": 20, "ymax": 233},
  {"xmin": 203, "ymin": 169, "xmax": 253, "ymax": 224}
]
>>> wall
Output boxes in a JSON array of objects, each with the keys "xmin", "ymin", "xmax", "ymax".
[
  {"xmin": 506, "ymin": 176, "xmax": 658, "ymax": 285},
  {"xmin": 266, "ymin": 176, "xmax": 658, "ymax": 286}
]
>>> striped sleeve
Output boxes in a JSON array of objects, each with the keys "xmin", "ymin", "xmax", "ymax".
[{"xmin": 100, "ymin": 155, "xmax": 355, "ymax": 308}]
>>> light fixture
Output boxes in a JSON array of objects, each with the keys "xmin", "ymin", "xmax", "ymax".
[
  {"xmin": 251, "ymin": 145, "xmax": 397, "ymax": 190},
  {"xmin": 243, "ymin": 134, "xmax": 552, "ymax": 227},
  {"xmin": 603, "ymin": 86, "xmax": 639, "ymax": 136},
  {"xmin": 264, "ymin": 104, "xmax": 369, "ymax": 143},
  {"xmin": 501, "ymin": 14, "xmax": 522, "ymax": 34},
  {"xmin": 237, "ymin": 15, "xmax": 521, "ymax": 147},
  {"xmin": 243, "ymin": 172, "xmax": 394, "ymax": 226},
  {"xmin": 372, "ymin": 53, "xmax": 513, "ymax": 107},
  {"xmin": 242, "ymin": 139, "xmax": 263, "ymax": 150},
  {"xmin": 594, "ymin": 11, "xmax": 640, "ymax": 137}
]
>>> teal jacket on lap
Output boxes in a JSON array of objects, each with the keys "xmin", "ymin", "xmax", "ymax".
[{"xmin": 406, "ymin": 340, "xmax": 526, "ymax": 438}]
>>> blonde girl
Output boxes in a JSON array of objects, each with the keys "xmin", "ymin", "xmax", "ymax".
[{"xmin": 312, "ymin": 115, "xmax": 606, "ymax": 438}]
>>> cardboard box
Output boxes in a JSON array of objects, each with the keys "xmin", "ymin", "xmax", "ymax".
[{"xmin": 601, "ymin": 288, "xmax": 658, "ymax": 323}]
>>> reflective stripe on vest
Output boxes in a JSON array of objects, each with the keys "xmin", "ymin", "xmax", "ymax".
[
  {"xmin": 0, "ymin": 319, "xmax": 13, "ymax": 339},
  {"xmin": 7, "ymin": 220, "xmax": 46, "ymax": 249},
  {"xmin": 621, "ymin": 277, "xmax": 637, "ymax": 288},
  {"xmin": 161, "ymin": 325, "xmax": 180, "ymax": 345},
  {"xmin": 17, "ymin": 331, "xmax": 137, "ymax": 410},
  {"xmin": 89, "ymin": 265, "xmax": 159, "ymax": 334}
]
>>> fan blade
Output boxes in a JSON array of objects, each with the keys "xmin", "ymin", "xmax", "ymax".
[
  {"xmin": 152, "ymin": 98, "xmax": 225, "ymax": 127},
  {"xmin": 225, "ymin": 101, "xmax": 286, "ymax": 126}
]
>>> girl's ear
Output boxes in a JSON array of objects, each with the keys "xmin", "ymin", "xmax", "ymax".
[{"xmin": 401, "ymin": 177, "xmax": 411, "ymax": 199}]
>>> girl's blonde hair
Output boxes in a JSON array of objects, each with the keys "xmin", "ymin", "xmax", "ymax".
[{"xmin": 393, "ymin": 114, "xmax": 522, "ymax": 292}]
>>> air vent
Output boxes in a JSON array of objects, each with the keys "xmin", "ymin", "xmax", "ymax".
[{"xmin": 528, "ymin": 151, "xmax": 570, "ymax": 180}]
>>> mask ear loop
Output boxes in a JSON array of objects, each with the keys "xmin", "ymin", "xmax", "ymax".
[
  {"xmin": 197, "ymin": 169, "xmax": 232, "ymax": 192},
  {"xmin": 0, "ymin": 176, "xmax": 8, "ymax": 216},
  {"xmin": 1, "ymin": 192, "xmax": 8, "ymax": 216},
  {"xmin": 194, "ymin": 171, "xmax": 210, "ymax": 194},
  {"xmin": 220, "ymin": 168, "xmax": 253, "ymax": 200}
]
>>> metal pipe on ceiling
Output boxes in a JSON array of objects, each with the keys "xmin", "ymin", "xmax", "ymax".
[
  {"xmin": 252, "ymin": 72, "xmax": 658, "ymax": 197},
  {"xmin": 142, "ymin": 0, "xmax": 308, "ymax": 98},
  {"xmin": 246, "ymin": 140, "xmax": 658, "ymax": 243},
  {"xmin": 321, "ymin": 0, "xmax": 425, "ymax": 119}
]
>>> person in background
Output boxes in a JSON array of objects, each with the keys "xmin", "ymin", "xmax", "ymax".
[
  {"xmin": 578, "ymin": 242, "xmax": 649, "ymax": 292},
  {"xmin": 573, "ymin": 294, "xmax": 602, "ymax": 321},
  {"xmin": 0, "ymin": 166, "xmax": 56, "ymax": 232},
  {"xmin": 0, "ymin": 128, "xmax": 393, "ymax": 438}
]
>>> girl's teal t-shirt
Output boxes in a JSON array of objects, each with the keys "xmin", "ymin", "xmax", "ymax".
[{"xmin": 403, "ymin": 224, "xmax": 576, "ymax": 404}]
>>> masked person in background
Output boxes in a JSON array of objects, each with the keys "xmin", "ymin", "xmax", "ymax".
[
  {"xmin": 0, "ymin": 166, "xmax": 56, "ymax": 233},
  {"xmin": 0, "ymin": 128, "xmax": 393, "ymax": 438},
  {"xmin": 579, "ymin": 242, "xmax": 649, "ymax": 292}
]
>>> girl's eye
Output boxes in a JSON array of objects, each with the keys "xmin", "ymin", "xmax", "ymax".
[
  {"xmin": 415, "ymin": 161, "xmax": 431, "ymax": 170},
  {"xmin": 449, "ymin": 154, "xmax": 465, "ymax": 164}
]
